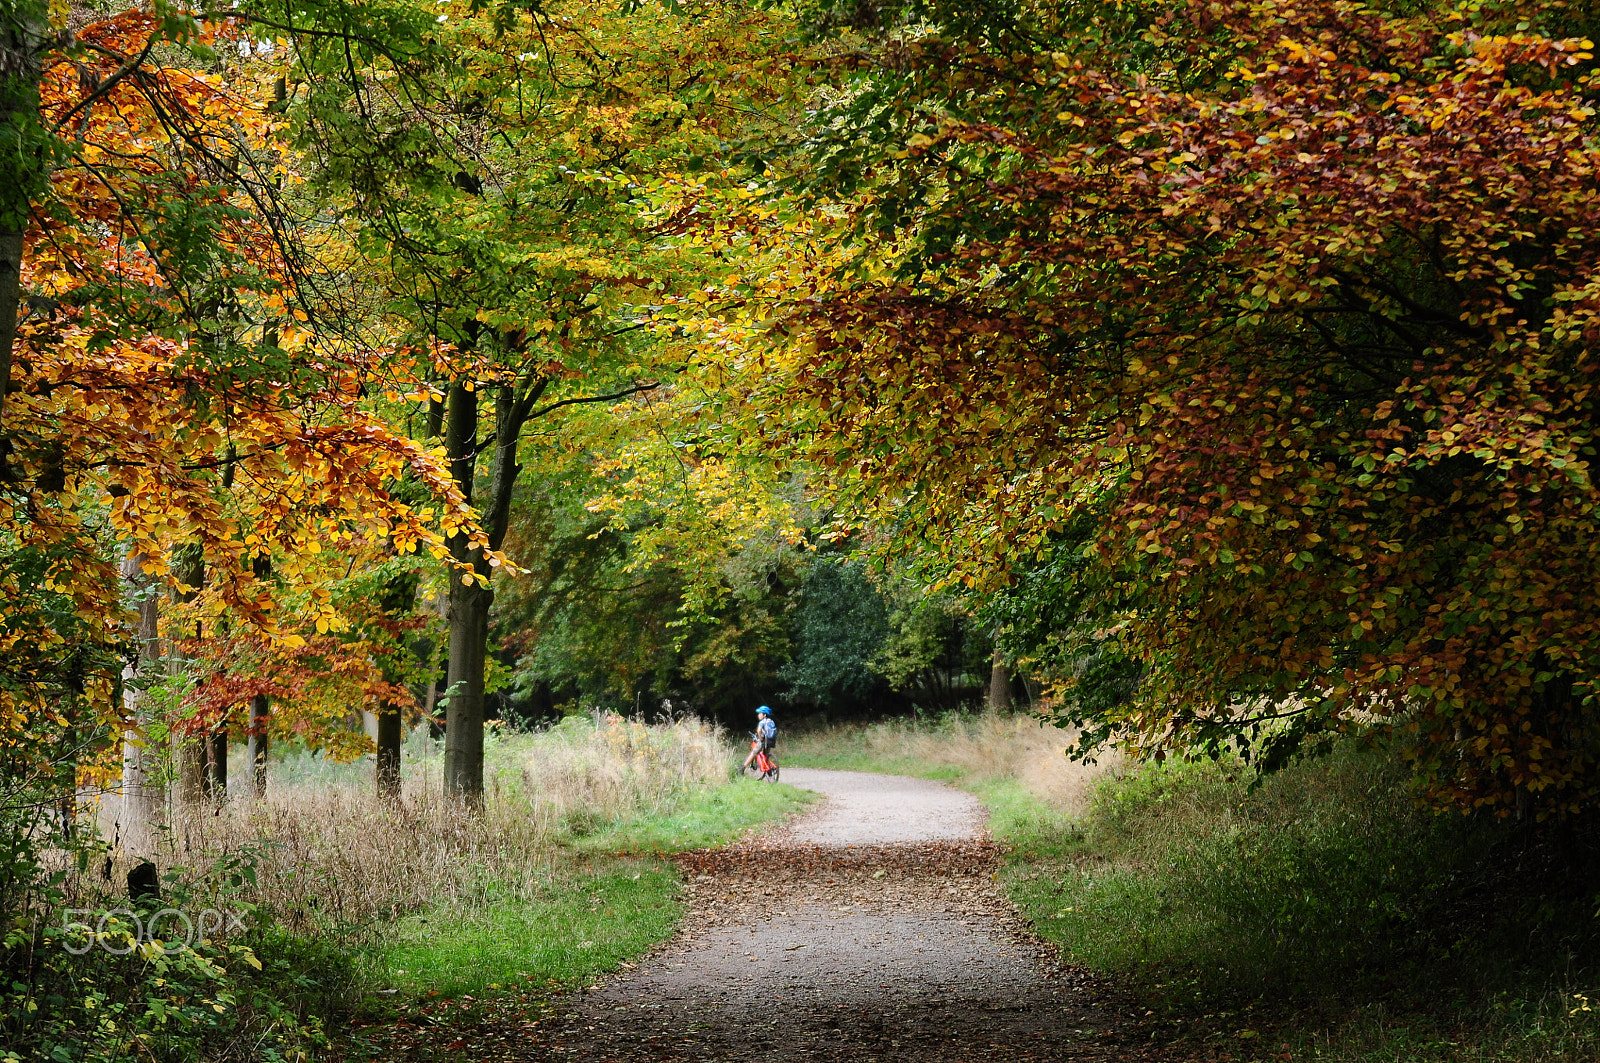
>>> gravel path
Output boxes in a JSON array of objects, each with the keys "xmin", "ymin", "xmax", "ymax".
[
  {"xmin": 534, "ymin": 768, "xmax": 1126, "ymax": 1062},
  {"xmin": 777, "ymin": 768, "xmax": 985, "ymax": 845}
]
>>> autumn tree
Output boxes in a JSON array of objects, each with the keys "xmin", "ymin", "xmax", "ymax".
[
  {"xmin": 0, "ymin": 3, "xmax": 500, "ymax": 857},
  {"xmin": 700, "ymin": 0, "xmax": 1600, "ymax": 816},
  {"xmin": 284, "ymin": 0, "xmax": 800, "ymax": 801}
]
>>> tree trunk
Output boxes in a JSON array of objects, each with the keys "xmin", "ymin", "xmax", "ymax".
[
  {"xmin": 245, "ymin": 554, "xmax": 271, "ymax": 798},
  {"xmin": 173, "ymin": 721, "xmax": 206, "ymax": 804},
  {"xmin": 170, "ymin": 546, "xmax": 207, "ymax": 805},
  {"xmin": 204, "ymin": 731, "xmax": 226, "ymax": 800},
  {"xmin": 443, "ymin": 576, "xmax": 491, "ymax": 801},
  {"xmin": 0, "ymin": 227, "xmax": 22, "ymax": 428},
  {"xmin": 376, "ymin": 703, "xmax": 402, "ymax": 801},
  {"xmin": 118, "ymin": 552, "xmax": 163, "ymax": 858},
  {"xmin": 425, "ymin": 671, "xmax": 444, "ymax": 738},
  {"xmin": 987, "ymin": 645, "xmax": 1011, "ymax": 714},
  {"xmin": 246, "ymin": 693, "xmax": 269, "ymax": 798},
  {"xmin": 439, "ymin": 375, "xmax": 544, "ymax": 804},
  {"xmin": 373, "ymin": 566, "xmax": 417, "ymax": 802},
  {"xmin": 441, "ymin": 379, "xmax": 484, "ymax": 802}
]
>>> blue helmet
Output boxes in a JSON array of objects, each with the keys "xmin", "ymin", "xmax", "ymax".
[{"xmin": 757, "ymin": 705, "xmax": 772, "ymax": 716}]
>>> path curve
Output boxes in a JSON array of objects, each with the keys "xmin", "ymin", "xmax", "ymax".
[{"xmin": 539, "ymin": 768, "xmax": 1123, "ymax": 1062}]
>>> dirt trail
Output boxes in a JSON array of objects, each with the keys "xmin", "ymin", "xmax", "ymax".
[{"xmin": 535, "ymin": 768, "xmax": 1126, "ymax": 1062}]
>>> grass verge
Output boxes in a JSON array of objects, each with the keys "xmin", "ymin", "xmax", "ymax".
[
  {"xmin": 577, "ymin": 776, "xmax": 817, "ymax": 855},
  {"xmin": 376, "ymin": 857, "xmax": 680, "ymax": 999}
]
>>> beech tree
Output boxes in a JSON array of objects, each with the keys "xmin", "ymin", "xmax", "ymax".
[
  {"xmin": 704, "ymin": 0, "xmax": 1600, "ymax": 816},
  {"xmin": 286, "ymin": 0, "xmax": 799, "ymax": 801}
]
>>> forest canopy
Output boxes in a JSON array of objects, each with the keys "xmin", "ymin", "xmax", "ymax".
[
  {"xmin": 0, "ymin": 0, "xmax": 1598, "ymax": 884},
  {"xmin": 668, "ymin": 0, "xmax": 1600, "ymax": 817}
]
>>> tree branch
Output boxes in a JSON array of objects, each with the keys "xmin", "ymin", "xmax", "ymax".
[{"xmin": 527, "ymin": 381, "xmax": 660, "ymax": 421}]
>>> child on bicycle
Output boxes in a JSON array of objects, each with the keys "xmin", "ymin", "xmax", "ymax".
[{"xmin": 741, "ymin": 705, "xmax": 777, "ymax": 773}]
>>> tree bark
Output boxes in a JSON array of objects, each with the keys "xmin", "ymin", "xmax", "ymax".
[
  {"xmin": 440, "ymin": 374, "xmax": 546, "ymax": 804},
  {"xmin": 376, "ymin": 703, "xmax": 401, "ymax": 801},
  {"xmin": 246, "ymin": 554, "xmax": 271, "ymax": 798},
  {"xmin": 374, "ymin": 567, "xmax": 417, "ymax": 802},
  {"xmin": 987, "ymin": 645, "xmax": 1011, "ymax": 714},
  {"xmin": 443, "ymin": 578, "xmax": 489, "ymax": 802},
  {"xmin": 442, "ymin": 379, "xmax": 485, "ymax": 802},
  {"xmin": 118, "ymin": 552, "xmax": 163, "ymax": 858},
  {"xmin": 246, "ymin": 694, "xmax": 269, "ymax": 798},
  {"xmin": 170, "ymin": 546, "xmax": 208, "ymax": 805},
  {"xmin": 0, "ymin": 228, "xmax": 22, "ymax": 429},
  {"xmin": 204, "ymin": 731, "xmax": 226, "ymax": 800},
  {"xmin": 173, "ymin": 716, "xmax": 206, "ymax": 804}
]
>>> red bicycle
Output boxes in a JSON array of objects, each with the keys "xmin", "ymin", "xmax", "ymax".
[{"xmin": 745, "ymin": 732, "xmax": 780, "ymax": 782}]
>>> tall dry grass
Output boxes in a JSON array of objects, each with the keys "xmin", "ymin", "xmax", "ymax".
[
  {"xmin": 785, "ymin": 711, "xmax": 1112, "ymax": 817},
  {"xmin": 516, "ymin": 712, "xmax": 727, "ymax": 834},
  {"xmin": 152, "ymin": 713, "xmax": 728, "ymax": 933}
]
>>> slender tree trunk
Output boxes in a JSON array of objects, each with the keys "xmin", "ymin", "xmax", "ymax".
[
  {"xmin": 439, "ymin": 375, "xmax": 544, "ymax": 805},
  {"xmin": 373, "ymin": 563, "xmax": 417, "ymax": 803},
  {"xmin": 118, "ymin": 552, "xmax": 163, "ymax": 857},
  {"xmin": 205, "ymin": 731, "xmax": 226, "ymax": 799},
  {"xmin": 170, "ymin": 547, "xmax": 207, "ymax": 805},
  {"xmin": 203, "ymin": 455, "xmax": 234, "ymax": 802},
  {"xmin": 0, "ymin": 228, "xmax": 21, "ymax": 427},
  {"xmin": 425, "ymin": 671, "xmax": 443, "ymax": 737},
  {"xmin": 172, "ymin": 701, "xmax": 206, "ymax": 804},
  {"xmin": 245, "ymin": 554, "xmax": 271, "ymax": 798},
  {"xmin": 442, "ymin": 380, "xmax": 485, "ymax": 802},
  {"xmin": 246, "ymin": 694, "xmax": 269, "ymax": 798},
  {"xmin": 443, "ymin": 503, "xmax": 497, "ymax": 800},
  {"xmin": 376, "ymin": 703, "xmax": 401, "ymax": 801},
  {"xmin": 442, "ymin": 580, "xmax": 489, "ymax": 803}
]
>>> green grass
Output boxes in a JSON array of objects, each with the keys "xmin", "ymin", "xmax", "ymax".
[
  {"xmin": 376, "ymin": 858, "xmax": 680, "ymax": 999},
  {"xmin": 786, "ymin": 745, "xmax": 965, "ymax": 780},
  {"xmin": 784, "ymin": 724, "xmax": 966, "ymax": 780},
  {"xmin": 967, "ymin": 775, "xmax": 1081, "ymax": 849},
  {"xmin": 577, "ymin": 776, "xmax": 818, "ymax": 853},
  {"xmin": 367, "ymin": 774, "xmax": 812, "ymax": 1001}
]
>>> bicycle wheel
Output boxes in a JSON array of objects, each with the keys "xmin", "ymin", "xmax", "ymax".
[{"xmin": 762, "ymin": 764, "xmax": 779, "ymax": 783}]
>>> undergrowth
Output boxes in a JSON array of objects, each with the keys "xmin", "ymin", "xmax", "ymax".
[{"xmin": 5, "ymin": 715, "xmax": 806, "ymax": 1061}]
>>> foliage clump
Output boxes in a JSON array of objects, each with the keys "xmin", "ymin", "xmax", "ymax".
[{"xmin": 693, "ymin": 0, "xmax": 1600, "ymax": 815}]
